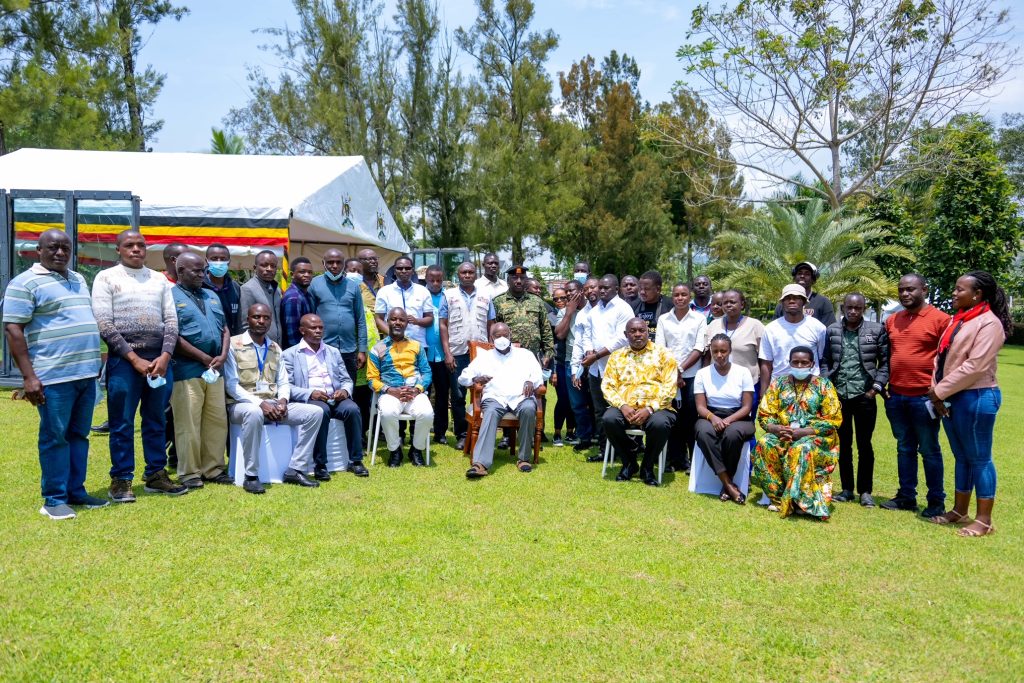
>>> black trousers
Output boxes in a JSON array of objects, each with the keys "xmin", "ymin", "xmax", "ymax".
[
  {"xmin": 667, "ymin": 377, "xmax": 697, "ymax": 468},
  {"xmin": 694, "ymin": 414, "xmax": 754, "ymax": 478},
  {"xmin": 588, "ymin": 372, "xmax": 609, "ymax": 449},
  {"xmin": 602, "ymin": 407, "xmax": 676, "ymax": 472},
  {"xmin": 309, "ymin": 398, "xmax": 364, "ymax": 466},
  {"xmin": 838, "ymin": 394, "xmax": 877, "ymax": 494},
  {"xmin": 428, "ymin": 359, "xmax": 452, "ymax": 439}
]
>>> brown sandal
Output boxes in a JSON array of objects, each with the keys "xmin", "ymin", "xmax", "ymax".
[
  {"xmin": 931, "ymin": 509, "xmax": 970, "ymax": 525},
  {"xmin": 957, "ymin": 520, "xmax": 995, "ymax": 537},
  {"xmin": 517, "ymin": 461, "xmax": 533, "ymax": 473},
  {"xmin": 465, "ymin": 463, "xmax": 488, "ymax": 479}
]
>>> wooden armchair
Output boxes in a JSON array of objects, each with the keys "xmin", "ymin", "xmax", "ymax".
[{"xmin": 462, "ymin": 340, "xmax": 546, "ymax": 464}]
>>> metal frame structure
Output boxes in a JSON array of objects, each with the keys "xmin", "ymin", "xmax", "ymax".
[{"xmin": 0, "ymin": 189, "xmax": 139, "ymax": 385}]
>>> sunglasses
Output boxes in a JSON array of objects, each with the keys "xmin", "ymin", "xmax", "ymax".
[{"xmin": 553, "ymin": 296, "xmax": 568, "ymax": 302}]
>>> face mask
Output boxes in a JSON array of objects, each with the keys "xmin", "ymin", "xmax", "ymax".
[
  {"xmin": 207, "ymin": 261, "xmax": 229, "ymax": 277},
  {"xmin": 146, "ymin": 374, "xmax": 167, "ymax": 389},
  {"xmin": 573, "ymin": 272, "xmax": 587, "ymax": 284},
  {"xmin": 790, "ymin": 368, "xmax": 812, "ymax": 381},
  {"xmin": 493, "ymin": 336, "xmax": 511, "ymax": 351},
  {"xmin": 542, "ymin": 368, "xmax": 552, "ymax": 383},
  {"xmin": 201, "ymin": 368, "xmax": 220, "ymax": 384},
  {"xmin": 345, "ymin": 272, "xmax": 362, "ymax": 283},
  {"xmin": 325, "ymin": 270, "xmax": 344, "ymax": 282}
]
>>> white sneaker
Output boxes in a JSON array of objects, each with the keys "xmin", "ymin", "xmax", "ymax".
[{"xmin": 39, "ymin": 503, "xmax": 76, "ymax": 520}]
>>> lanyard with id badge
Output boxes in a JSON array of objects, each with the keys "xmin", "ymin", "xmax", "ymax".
[{"xmin": 254, "ymin": 338, "xmax": 271, "ymax": 393}]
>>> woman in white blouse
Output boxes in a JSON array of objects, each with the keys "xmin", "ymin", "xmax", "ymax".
[
  {"xmin": 655, "ymin": 283, "xmax": 708, "ymax": 472},
  {"xmin": 694, "ymin": 334, "xmax": 756, "ymax": 504}
]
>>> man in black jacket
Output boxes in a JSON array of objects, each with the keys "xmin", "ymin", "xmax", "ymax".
[
  {"xmin": 823, "ymin": 292, "xmax": 890, "ymax": 507},
  {"xmin": 631, "ymin": 270, "xmax": 673, "ymax": 341}
]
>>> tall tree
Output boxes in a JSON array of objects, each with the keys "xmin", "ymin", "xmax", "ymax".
[
  {"xmin": 919, "ymin": 115, "xmax": 1022, "ymax": 306},
  {"xmin": 456, "ymin": 0, "xmax": 573, "ymax": 263},
  {"xmin": 996, "ymin": 113, "xmax": 1024, "ymax": 202},
  {"xmin": 675, "ymin": 0, "xmax": 1016, "ymax": 208},
  {"xmin": 649, "ymin": 87, "xmax": 743, "ymax": 281}
]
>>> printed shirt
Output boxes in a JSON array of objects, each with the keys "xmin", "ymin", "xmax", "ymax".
[
  {"xmin": 374, "ymin": 281, "xmax": 436, "ymax": 346},
  {"xmin": 1, "ymin": 264, "xmax": 102, "ymax": 385},
  {"xmin": 493, "ymin": 292, "xmax": 555, "ymax": 364},
  {"xmin": 601, "ymin": 341, "xmax": 678, "ymax": 413},
  {"xmin": 280, "ymin": 283, "xmax": 315, "ymax": 349},
  {"xmin": 367, "ymin": 335, "xmax": 432, "ymax": 394}
]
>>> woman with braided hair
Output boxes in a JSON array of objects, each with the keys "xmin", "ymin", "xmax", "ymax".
[{"xmin": 926, "ymin": 270, "xmax": 1011, "ymax": 537}]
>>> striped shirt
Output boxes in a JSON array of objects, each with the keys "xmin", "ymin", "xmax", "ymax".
[{"xmin": 2, "ymin": 264, "xmax": 102, "ymax": 385}]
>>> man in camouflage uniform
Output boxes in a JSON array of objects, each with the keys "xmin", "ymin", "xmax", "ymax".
[
  {"xmin": 493, "ymin": 265, "xmax": 555, "ymax": 367},
  {"xmin": 493, "ymin": 265, "xmax": 555, "ymax": 449}
]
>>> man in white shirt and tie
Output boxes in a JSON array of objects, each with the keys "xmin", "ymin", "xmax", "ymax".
[
  {"xmin": 575, "ymin": 274, "xmax": 635, "ymax": 460},
  {"xmin": 460, "ymin": 323, "xmax": 543, "ymax": 478}
]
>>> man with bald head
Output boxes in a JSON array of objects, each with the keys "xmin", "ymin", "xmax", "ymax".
[
  {"xmin": 225, "ymin": 303, "xmax": 325, "ymax": 493},
  {"xmin": 239, "ymin": 250, "xmax": 283, "ymax": 344},
  {"xmin": 367, "ymin": 307, "xmax": 433, "ymax": 467},
  {"xmin": 162, "ymin": 242, "xmax": 188, "ymax": 283},
  {"xmin": 169, "ymin": 252, "xmax": 232, "ymax": 488},
  {"xmin": 93, "ymin": 230, "xmax": 186, "ymax": 501},
  {"xmin": 282, "ymin": 314, "xmax": 368, "ymax": 479},
  {"xmin": 459, "ymin": 323, "xmax": 544, "ymax": 477},
  {"xmin": 308, "ymin": 247, "xmax": 368, "ymax": 387},
  {"xmin": 601, "ymin": 317, "xmax": 679, "ymax": 486},
  {"xmin": 4, "ymin": 230, "xmax": 105, "ymax": 519}
]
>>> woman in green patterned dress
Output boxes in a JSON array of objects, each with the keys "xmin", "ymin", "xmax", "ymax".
[{"xmin": 753, "ymin": 346, "xmax": 841, "ymax": 519}]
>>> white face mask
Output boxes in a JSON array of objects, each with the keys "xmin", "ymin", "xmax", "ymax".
[
  {"xmin": 790, "ymin": 367, "xmax": 812, "ymax": 381},
  {"xmin": 573, "ymin": 272, "xmax": 588, "ymax": 284},
  {"xmin": 345, "ymin": 272, "xmax": 362, "ymax": 283},
  {"xmin": 493, "ymin": 336, "xmax": 511, "ymax": 351}
]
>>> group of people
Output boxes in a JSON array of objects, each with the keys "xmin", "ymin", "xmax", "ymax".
[{"xmin": 3, "ymin": 234, "xmax": 1009, "ymax": 538}]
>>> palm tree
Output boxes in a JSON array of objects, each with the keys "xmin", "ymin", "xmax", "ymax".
[
  {"xmin": 708, "ymin": 199, "xmax": 914, "ymax": 311},
  {"xmin": 210, "ymin": 127, "xmax": 245, "ymax": 154}
]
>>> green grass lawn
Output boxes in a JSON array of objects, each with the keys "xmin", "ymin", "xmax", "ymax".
[{"xmin": 2, "ymin": 352, "xmax": 1023, "ymax": 681}]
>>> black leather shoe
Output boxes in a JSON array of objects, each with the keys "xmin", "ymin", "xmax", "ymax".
[
  {"xmin": 586, "ymin": 453, "xmax": 604, "ymax": 463},
  {"xmin": 455, "ymin": 437, "xmax": 466, "ymax": 451},
  {"xmin": 640, "ymin": 469, "xmax": 659, "ymax": 487},
  {"xmin": 90, "ymin": 420, "xmax": 110, "ymax": 434},
  {"xmin": 243, "ymin": 477, "xmax": 265, "ymax": 495},
  {"xmin": 282, "ymin": 469, "xmax": 319, "ymax": 487},
  {"xmin": 409, "ymin": 448, "xmax": 426, "ymax": 467},
  {"xmin": 314, "ymin": 467, "xmax": 332, "ymax": 482},
  {"xmin": 497, "ymin": 437, "xmax": 510, "ymax": 450},
  {"xmin": 881, "ymin": 497, "xmax": 917, "ymax": 511},
  {"xmin": 435, "ymin": 435, "xmax": 448, "ymax": 446},
  {"xmin": 616, "ymin": 462, "xmax": 638, "ymax": 481},
  {"xmin": 388, "ymin": 448, "xmax": 403, "ymax": 467},
  {"xmin": 349, "ymin": 462, "xmax": 369, "ymax": 477}
]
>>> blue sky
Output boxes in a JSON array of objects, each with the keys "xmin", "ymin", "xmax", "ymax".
[{"xmin": 146, "ymin": 0, "xmax": 1024, "ymax": 176}]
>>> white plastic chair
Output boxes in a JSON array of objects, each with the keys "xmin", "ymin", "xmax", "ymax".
[
  {"xmin": 228, "ymin": 422, "xmax": 295, "ymax": 485},
  {"xmin": 368, "ymin": 392, "xmax": 432, "ymax": 466},
  {"xmin": 688, "ymin": 442, "xmax": 752, "ymax": 496},
  {"xmin": 601, "ymin": 428, "xmax": 668, "ymax": 484}
]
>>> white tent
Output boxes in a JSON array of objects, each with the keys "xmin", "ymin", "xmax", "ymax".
[{"xmin": 0, "ymin": 148, "xmax": 409, "ymax": 269}]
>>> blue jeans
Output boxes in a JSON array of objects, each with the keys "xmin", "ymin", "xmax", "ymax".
[
  {"xmin": 37, "ymin": 378, "xmax": 97, "ymax": 506},
  {"xmin": 885, "ymin": 392, "xmax": 945, "ymax": 505},
  {"xmin": 107, "ymin": 355, "xmax": 173, "ymax": 480},
  {"xmin": 567, "ymin": 371, "xmax": 594, "ymax": 442},
  {"xmin": 943, "ymin": 388, "xmax": 1000, "ymax": 500}
]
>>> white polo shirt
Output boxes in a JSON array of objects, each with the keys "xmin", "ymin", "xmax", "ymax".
[{"xmin": 375, "ymin": 281, "xmax": 436, "ymax": 346}]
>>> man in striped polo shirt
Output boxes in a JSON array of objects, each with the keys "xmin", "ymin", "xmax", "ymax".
[{"xmin": 3, "ymin": 230, "xmax": 106, "ymax": 520}]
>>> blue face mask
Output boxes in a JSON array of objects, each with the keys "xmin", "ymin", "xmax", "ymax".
[
  {"xmin": 345, "ymin": 272, "xmax": 363, "ymax": 283},
  {"xmin": 207, "ymin": 261, "xmax": 229, "ymax": 277},
  {"xmin": 573, "ymin": 272, "xmax": 587, "ymax": 284},
  {"xmin": 790, "ymin": 367, "xmax": 812, "ymax": 381},
  {"xmin": 325, "ymin": 270, "xmax": 344, "ymax": 282}
]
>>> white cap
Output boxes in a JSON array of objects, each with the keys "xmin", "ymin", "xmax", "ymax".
[{"xmin": 779, "ymin": 283, "xmax": 809, "ymax": 301}]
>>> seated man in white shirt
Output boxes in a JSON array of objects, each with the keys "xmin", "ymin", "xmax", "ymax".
[
  {"xmin": 460, "ymin": 323, "xmax": 544, "ymax": 478},
  {"xmin": 224, "ymin": 304, "xmax": 324, "ymax": 494}
]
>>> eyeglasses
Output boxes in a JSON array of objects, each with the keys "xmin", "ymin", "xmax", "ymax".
[
  {"xmin": 553, "ymin": 296, "xmax": 567, "ymax": 302},
  {"xmin": 394, "ymin": 266, "xmax": 412, "ymax": 271}
]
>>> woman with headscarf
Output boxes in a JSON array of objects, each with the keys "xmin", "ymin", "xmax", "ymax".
[
  {"xmin": 753, "ymin": 346, "xmax": 842, "ymax": 519},
  {"xmin": 926, "ymin": 270, "xmax": 1009, "ymax": 537}
]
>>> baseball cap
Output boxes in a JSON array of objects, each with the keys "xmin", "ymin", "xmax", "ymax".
[{"xmin": 779, "ymin": 283, "xmax": 809, "ymax": 301}]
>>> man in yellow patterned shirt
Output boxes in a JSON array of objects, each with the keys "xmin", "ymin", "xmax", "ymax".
[{"xmin": 601, "ymin": 318, "xmax": 678, "ymax": 486}]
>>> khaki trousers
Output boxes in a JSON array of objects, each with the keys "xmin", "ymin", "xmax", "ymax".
[{"xmin": 170, "ymin": 377, "xmax": 228, "ymax": 482}]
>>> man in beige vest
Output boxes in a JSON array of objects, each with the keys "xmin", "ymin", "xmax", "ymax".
[
  {"xmin": 225, "ymin": 303, "xmax": 323, "ymax": 494},
  {"xmin": 441, "ymin": 261, "xmax": 495, "ymax": 451}
]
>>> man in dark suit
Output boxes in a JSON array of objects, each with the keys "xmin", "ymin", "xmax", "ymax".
[
  {"xmin": 239, "ymin": 250, "xmax": 284, "ymax": 345},
  {"xmin": 281, "ymin": 314, "xmax": 368, "ymax": 479}
]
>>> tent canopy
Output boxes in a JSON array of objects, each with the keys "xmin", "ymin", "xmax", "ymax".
[{"xmin": 0, "ymin": 148, "xmax": 409, "ymax": 269}]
